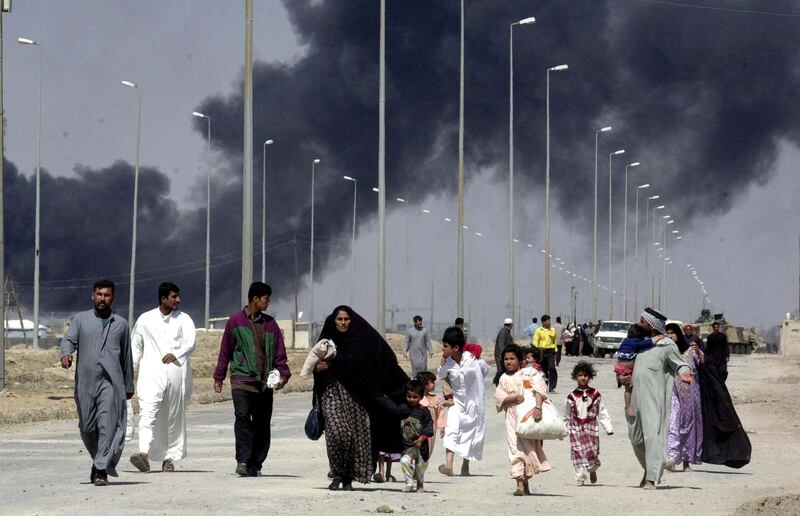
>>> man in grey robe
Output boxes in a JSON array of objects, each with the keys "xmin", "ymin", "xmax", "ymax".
[
  {"xmin": 405, "ymin": 315, "xmax": 432, "ymax": 376},
  {"xmin": 60, "ymin": 280, "xmax": 134, "ymax": 486},
  {"xmin": 620, "ymin": 308, "xmax": 693, "ymax": 490}
]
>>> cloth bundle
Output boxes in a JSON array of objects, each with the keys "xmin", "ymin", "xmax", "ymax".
[
  {"xmin": 516, "ymin": 395, "xmax": 567, "ymax": 440},
  {"xmin": 300, "ymin": 339, "xmax": 337, "ymax": 376}
]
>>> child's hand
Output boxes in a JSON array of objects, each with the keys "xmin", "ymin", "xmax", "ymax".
[{"xmin": 414, "ymin": 437, "xmax": 424, "ymax": 448}]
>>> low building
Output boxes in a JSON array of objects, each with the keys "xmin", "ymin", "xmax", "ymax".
[
  {"xmin": 780, "ymin": 317, "xmax": 800, "ymax": 357},
  {"xmin": 4, "ymin": 319, "xmax": 49, "ymax": 339}
]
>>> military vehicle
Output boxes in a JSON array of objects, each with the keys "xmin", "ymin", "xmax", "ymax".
[{"xmin": 693, "ymin": 309, "xmax": 764, "ymax": 354}]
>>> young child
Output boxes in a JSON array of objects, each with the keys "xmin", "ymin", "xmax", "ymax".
[
  {"xmin": 563, "ymin": 362, "xmax": 613, "ymax": 486},
  {"xmin": 522, "ymin": 347, "xmax": 544, "ymax": 373},
  {"xmin": 615, "ymin": 324, "xmax": 655, "ymax": 417},
  {"xmin": 397, "ymin": 380, "xmax": 434, "ymax": 493},
  {"xmin": 416, "ymin": 371, "xmax": 447, "ymax": 453},
  {"xmin": 437, "ymin": 326, "xmax": 490, "ymax": 477},
  {"xmin": 495, "ymin": 344, "xmax": 551, "ymax": 496}
]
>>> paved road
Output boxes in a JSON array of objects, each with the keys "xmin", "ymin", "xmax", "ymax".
[{"xmin": 0, "ymin": 356, "xmax": 789, "ymax": 515}]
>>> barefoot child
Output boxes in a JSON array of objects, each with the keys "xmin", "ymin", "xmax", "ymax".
[
  {"xmin": 397, "ymin": 380, "xmax": 433, "ymax": 492},
  {"xmin": 615, "ymin": 325, "xmax": 654, "ymax": 417},
  {"xmin": 416, "ymin": 372, "xmax": 446, "ymax": 455},
  {"xmin": 495, "ymin": 344, "xmax": 550, "ymax": 496},
  {"xmin": 437, "ymin": 326, "xmax": 490, "ymax": 477},
  {"xmin": 564, "ymin": 361, "xmax": 613, "ymax": 486}
]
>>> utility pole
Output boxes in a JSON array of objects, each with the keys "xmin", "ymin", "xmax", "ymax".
[
  {"xmin": 293, "ymin": 235, "xmax": 298, "ymax": 349},
  {"xmin": 241, "ymin": 0, "xmax": 254, "ymax": 303},
  {"xmin": 0, "ymin": 0, "xmax": 10, "ymax": 390}
]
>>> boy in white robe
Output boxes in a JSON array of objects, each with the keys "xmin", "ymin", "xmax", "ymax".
[
  {"xmin": 129, "ymin": 282, "xmax": 196, "ymax": 473},
  {"xmin": 436, "ymin": 326, "xmax": 490, "ymax": 476}
]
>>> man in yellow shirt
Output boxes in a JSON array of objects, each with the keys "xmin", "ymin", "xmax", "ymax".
[{"xmin": 533, "ymin": 315, "xmax": 558, "ymax": 392}]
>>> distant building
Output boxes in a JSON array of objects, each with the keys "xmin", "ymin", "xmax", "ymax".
[
  {"xmin": 780, "ymin": 316, "xmax": 800, "ymax": 357},
  {"xmin": 4, "ymin": 319, "xmax": 49, "ymax": 339}
]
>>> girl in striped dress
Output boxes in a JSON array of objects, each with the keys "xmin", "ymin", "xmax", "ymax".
[{"xmin": 563, "ymin": 362, "xmax": 614, "ymax": 486}]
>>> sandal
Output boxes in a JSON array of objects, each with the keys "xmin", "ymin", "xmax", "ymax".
[
  {"xmin": 372, "ymin": 473, "xmax": 385, "ymax": 483},
  {"xmin": 438, "ymin": 464, "xmax": 454, "ymax": 477}
]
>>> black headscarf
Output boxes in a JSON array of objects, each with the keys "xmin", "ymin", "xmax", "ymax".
[
  {"xmin": 314, "ymin": 305, "xmax": 410, "ymax": 454},
  {"xmin": 666, "ymin": 323, "xmax": 689, "ymax": 353}
]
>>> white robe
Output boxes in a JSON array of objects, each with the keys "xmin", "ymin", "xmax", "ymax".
[
  {"xmin": 437, "ymin": 351, "xmax": 491, "ymax": 461},
  {"xmin": 131, "ymin": 307, "xmax": 196, "ymax": 462}
]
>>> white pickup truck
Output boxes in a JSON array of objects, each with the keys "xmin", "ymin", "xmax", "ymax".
[{"xmin": 593, "ymin": 320, "xmax": 633, "ymax": 358}]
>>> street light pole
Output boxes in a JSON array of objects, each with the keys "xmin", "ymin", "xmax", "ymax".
[
  {"xmin": 508, "ymin": 16, "xmax": 535, "ymax": 325},
  {"xmin": 396, "ymin": 198, "xmax": 410, "ymax": 324},
  {"xmin": 634, "ymin": 184, "xmax": 650, "ymax": 315},
  {"xmin": 545, "ymin": 63, "xmax": 568, "ymax": 315},
  {"xmin": 1, "ymin": 1, "xmax": 11, "ymax": 390},
  {"xmin": 457, "ymin": 0, "xmax": 465, "ymax": 318},
  {"xmin": 622, "ymin": 161, "xmax": 639, "ymax": 321},
  {"xmin": 192, "ymin": 111, "xmax": 212, "ymax": 328},
  {"xmin": 17, "ymin": 37, "xmax": 41, "ymax": 347},
  {"xmin": 651, "ymin": 204, "xmax": 666, "ymax": 305},
  {"xmin": 378, "ymin": 0, "xmax": 386, "ymax": 333},
  {"xmin": 607, "ymin": 149, "xmax": 624, "ymax": 320},
  {"xmin": 344, "ymin": 176, "xmax": 357, "ymax": 306},
  {"xmin": 241, "ymin": 0, "xmax": 254, "ymax": 304},
  {"xmin": 121, "ymin": 80, "xmax": 141, "ymax": 326},
  {"xmin": 310, "ymin": 159, "xmax": 320, "ymax": 336},
  {"xmin": 593, "ymin": 126, "xmax": 611, "ymax": 322},
  {"xmin": 261, "ymin": 139, "xmax": 274, "ymax": 282}
]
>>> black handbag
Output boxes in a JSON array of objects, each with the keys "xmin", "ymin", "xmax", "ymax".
[{"xmin": 304, "ymin": 391, "xmax": 325, "ymax": 440}]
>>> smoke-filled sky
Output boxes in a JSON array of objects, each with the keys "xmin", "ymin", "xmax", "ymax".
[{"xmin": 3, "ymin": 0, "xmax": 799, "ymax": 337}]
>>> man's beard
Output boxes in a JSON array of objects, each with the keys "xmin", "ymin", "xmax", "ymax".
[{"xmin": 94, "ymin": 303, "xmax": 112, "ymax": 317}]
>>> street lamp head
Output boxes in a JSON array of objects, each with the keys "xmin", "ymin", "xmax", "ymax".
[
  {"xmin": 527, "ymin": 243, "xmax": 533, "ymax": 248},
  {"xmin": 662, "ymin": 215, "xmax": 671, "ymax": 219},
  {"xmin": 343, "ymin": 175, "xmax": 356, "ymax": 182},
  {"xmin": 475, "ymin": 232, "xmax": 483, "ymax": 237},
  {"xmin": 396, "ymin": 198, "xmax": 406, "ymax": 203},
  {"xmin": 421, "ymin": 209, "xmax": 430, "ymax": 214},
  {"xmin": 444, "ymin": 217, "xmax": 452, "ymax": 222},
  {"xmin": 600, "ymin": 126, "xmax": 612, "ymax": 132},
  {"xmin": 672, "ymin": 230, "xmax": 679, "ymax": 234},
  {"xmin": 613, "ymin": 149, "xmax": 625, "ymax": 155},
  {"xmin": 656, "ymin": 205, "xmax": 665, "ymax": 210},
  {"xmin": 676, "ymin": 236, "xmax": 683, "ymax": 240},
  {"xmin": 17, "ymin": 37, "xmax": 38, "ymax": 45},
  {"xmin": 630, "ymin": 162, "xmax": 640, "ymax": 167},
  {"xmin": 648, "ymin": 194, "xmax": 659, "ymax": 200},
  {"xmin": 462, "ymin": 225, "xmax": 468, "ymax": 230},
  {"xmin": 313, "ymin": 159, "xmax": 321, "ymax": 164},
  {"xmin": 265, "ymin": 139, "xmax": 274, "ymax": 145},
  {"xmin": 192, "ymin": 111, "xmax": 208, "ymax": 118},
  {"xmin": 121, "ymin": 80, "xmax": 137, "ymax": 88},
  {"xmin": 667, "ymin": 219, "xmax": 675, "ymax": 224},
  {"xmin": 515, "ymin": 16, "xmax": 536, "ymax": 25},
  {"xmin": 549, "ymin": 64, "xmax": 569, "ymax": 71},
  {"xmin": 372, "ymin": 187, "xmax": 380, "ymax": 193}
]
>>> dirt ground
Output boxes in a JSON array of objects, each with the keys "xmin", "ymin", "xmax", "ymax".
[
  {"xmin": 1, "ymin": 339, "xmax": 799, "ymax": 514},
  {"xmin": 0, "ymin": 331, "xmax": 430, "ymax": 425}
]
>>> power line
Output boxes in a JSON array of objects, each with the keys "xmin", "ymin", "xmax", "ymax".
[{"xmin": 630, "ymin": 0, "xmax": 800, "ymax": 18}]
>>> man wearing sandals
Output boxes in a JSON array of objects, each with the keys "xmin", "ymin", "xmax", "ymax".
[
  {"xmin": 60, "ymin": 280, "xmax": 134, "ymax": 486},
  {"xmin": 129, "ymin": 282, "xmax": 196, "ymax": 474}
]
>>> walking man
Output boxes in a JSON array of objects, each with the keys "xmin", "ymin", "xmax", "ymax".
[
  {"xmin": 129, "ymin": 282, "xmax": 196, "ymax": 473},
  {"xmin": 619, "ymin": 308, "xmax": 693, "ymax": 490},
  {"xmin": 534, "ymin": 315, "xmax": 558, "ymax": 392},
  {"xmin": 522, "ymin": 317, "xmax": 539, "ymax": 345},
  {"xmin": 493, "ymin": 318, "xmax": 514, "ymax": 385},
  {"xmin": 214, "ymin": 282, "xmax": 291, "ymax": 476},
  {"xmin": 60, "ymin": 280, "xmax": 134, "ymax": 486},
  {"xmin": 705, "ymin": 321, "xmax": 730, "ymax": 382},
  {"xmin": 405, "ymin": 315, "xmax": 433, "ymax": 376}
]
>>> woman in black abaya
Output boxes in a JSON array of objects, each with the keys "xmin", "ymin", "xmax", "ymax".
[{"xmin": 313, "ymin": 305, "xmax": 410, "ymax": 490}]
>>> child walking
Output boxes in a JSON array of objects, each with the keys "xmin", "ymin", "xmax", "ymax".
[
  {"xmin": 615, "ymin": 324, "xmax": 655, "ymax": 417},
  {"xmin": 416, "ymin": 372, "xmax": 446, "ymax": 456},
  {"xmin": 397, "ymin": 380, "xmax": 434, "ymax": 492},
  {"xmin": 495, "ymin": 344, "xmax": 551, "ymax": 496},
  {"xmin": 437, "ymin": 326, "xmax": 490, "ymax": 477},
  {"xmin": 564, "ymin": 361, "xmax": 613, "ymax": 486}
]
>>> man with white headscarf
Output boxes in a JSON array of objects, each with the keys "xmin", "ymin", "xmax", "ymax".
[{"xmin": 618, "ymin": 307, "xmax": 693, "ymax": 490}]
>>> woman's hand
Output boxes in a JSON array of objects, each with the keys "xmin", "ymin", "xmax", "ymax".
[
  {"xmin": 618, "ymin": 371, "xmax": 632, "ymax": 386},
  {"xmin": 532, "ymin": 406, "xmax": 543, "ymax": 422},
  {"xmin": 315, "ymin": 360, "xmax": 330, "ymax": 373}
]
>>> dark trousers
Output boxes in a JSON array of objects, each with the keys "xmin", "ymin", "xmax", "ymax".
[
  {"xmin": 540, "ymin": 348, "xmax": 558, "ymax": 391},
  {"xmin": 232, "ymin": 388, "xmax": 274, "ymax": 473}
]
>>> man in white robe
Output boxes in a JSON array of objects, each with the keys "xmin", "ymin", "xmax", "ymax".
[
  {"xmin": 621, "ymin": 308, "xmax": 693, "ymax": 490},
  {"xmin": 437, "ymin": 326, "xmax": 490, "ymax": 476},
  {"xmin": 129, "ymin": 282, "xmax": 196, "ymax": 473}
]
